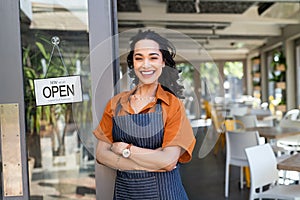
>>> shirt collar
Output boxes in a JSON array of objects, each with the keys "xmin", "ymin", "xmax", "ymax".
[{"xmin": 155, "ymin": 84, "xmax": 170, "ymax": 105}]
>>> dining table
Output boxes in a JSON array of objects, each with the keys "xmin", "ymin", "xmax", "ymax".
[
  {"xmin": 190, "ymin": 118, "xmax": 212, "ymax": 128},
  {"xmin": 245, "ymin": 126, "xmax": 300, "ymax": 141},
  {"xmin": 277, "ymin": 153, "xmax": 300, "ymax": 172},
  {"xmin": 190, "ymin": 118, "xmax": 212, "ymax": 137}
]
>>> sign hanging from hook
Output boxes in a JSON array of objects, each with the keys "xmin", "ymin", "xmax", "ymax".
[{"xmin": 34, "ymin": 36, "xmax": 83, "ymax": 106}]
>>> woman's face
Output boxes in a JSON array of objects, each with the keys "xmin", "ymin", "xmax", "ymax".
[{"xmin": 133, "ymin": 39, "xmax": 165, "ymax": 85}]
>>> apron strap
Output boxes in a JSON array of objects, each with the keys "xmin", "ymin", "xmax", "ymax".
[
  {"xmin": 115, "ymin": 98, "xmax": 162, "ymax": 116},
  {"xmin": 155, "ymin": 99, "xmax": 162, "ymax": 112},
  {"xmin": 115, "ymin": 99, "xmax": 123, "ymax": 116}
]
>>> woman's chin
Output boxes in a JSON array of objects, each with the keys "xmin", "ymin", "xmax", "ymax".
[{"xmin": 139, "ymin": 81, "xmax": 158, "ymax": 86}]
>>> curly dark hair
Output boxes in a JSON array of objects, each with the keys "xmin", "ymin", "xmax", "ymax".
[{"xmin": 127, "ymin": 30, "xmax": 184, "ymax": 99}]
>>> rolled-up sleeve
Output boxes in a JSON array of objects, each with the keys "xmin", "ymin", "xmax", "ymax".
[
  {"xmin": 93, "ymin": 100, "xmax": 114, "ymax": 144},
  {"xmin": 162, "ymin": 97, "xmax": 196, "ymax": 163}
]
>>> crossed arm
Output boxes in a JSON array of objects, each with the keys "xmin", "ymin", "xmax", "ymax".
[{"xmin": 96, "ymin": 140, "xmax": 182, "ymax": 172}]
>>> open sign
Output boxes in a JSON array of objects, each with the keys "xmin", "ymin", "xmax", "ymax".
[{"xmin": 34, "ymin": 76, "xmax": 83, "ymax": 106}]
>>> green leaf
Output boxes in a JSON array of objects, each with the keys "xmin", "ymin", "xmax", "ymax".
[{"xmin": 35, "ymin": 42, "xmax": 49, "ymax": 60}]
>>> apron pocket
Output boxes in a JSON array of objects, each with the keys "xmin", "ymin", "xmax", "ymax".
[{"xmin": 115, "ymin": 175, "xmax": 159, "ymax": 200}]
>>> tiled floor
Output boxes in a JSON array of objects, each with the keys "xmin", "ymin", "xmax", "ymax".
[
  {"xmin": 30, "ymin": 163, "xmax": 96, "ymax": 200},
  {"xmin": 181, "ymin": 127, "xmax": 250, "ymax": 200}
]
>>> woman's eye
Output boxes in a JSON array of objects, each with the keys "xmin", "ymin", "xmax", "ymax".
[
  {"xmin": 134, "ymin": 57, "xmax": 143, "ymax": 61},
  {"xmin": 150, "ymin": 57, "xmax": 158, "ymax": 60}
]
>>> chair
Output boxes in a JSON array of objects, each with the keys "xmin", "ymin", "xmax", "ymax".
[
  {"xmin": 212, "ymin": 106, "xmax": 245, "ymax": 155},
  {"xmin": 203, "ymin": 100, "xmax": 212, "ymax": 119},
  {"xmin": 280, "ymin": 109, "xmax": 300, "ymax": 123},
  {"xmin": 234, "ymin": 114, "xmax": 258, "ymax": 128},
  {"xmin": 225, "ymin": 130, "xmax": 260, "ymax": 198},
  {"xmin": 245, "ymin": 143, "xmax": 300, "ymax": 200},
  {"xmin": 277, "ymin": 109, "xmax": 300, "ymax": 154},
  {"xmin": 279, "ymin": 109, "xmax": 300, "ymax": 128},
  {"xmin": 247, "ymin": 109, "xmax": 274, "ymax": 127},
  {"xmin": 234, "ymin": 114, "xmax": 267, "ymax": 144},
  {"xmin": 277, "ymin": 134, "xmax": 300, "ymax": 152},
  {"xmin": 250, "ymin": 108, "xmax": 272, "ymax": 122}
]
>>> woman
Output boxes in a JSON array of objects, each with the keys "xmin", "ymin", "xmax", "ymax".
[{"xmin": 93, "ymin": 30, "xmax": 196, "ymax": 199}]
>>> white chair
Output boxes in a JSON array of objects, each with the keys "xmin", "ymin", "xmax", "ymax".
[
  {"xmin": 234, "ymin": 115, "xmax": 258, "ymax": 128},
  {"xmin": 280, "ymin": 109, "xmax": 300, "ymax": 124},
  {"xmin": 235, "ymin": 113, "xmax": 274, "ymax": 128},
  {"xmin": 234, "ymin": 114, "xmax": 269, "ymax": 144},
  {"xmin": 278, "ymin": 134, "xmax": 300, "ymax": 148},
  {"xmin": 249, "ymin": 108, "xmax": 274, "ymax": 127},
  {"xmin": 225, "ymin": 130, "xmax": 260, "ymax": 197},
  {"xmin": 277, "ymin": 134, "xmax": 300, "ymax": 153},
  {"xmin": 245, "ymin": 143, "xmax": 300, "ymax": 200},
  {"xmin": 277, "ymin": 109, "xmax": 300, "ymax": 154}
]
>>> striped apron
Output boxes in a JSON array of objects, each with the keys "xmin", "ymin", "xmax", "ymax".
[{"xmin": 112, "ymin": 101, "xmax": 189, "ymax": 200}]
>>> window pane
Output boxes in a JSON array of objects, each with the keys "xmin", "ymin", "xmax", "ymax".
[{"xmin": 223, "ymin": 61, "xmax": 244, "ymax": 102}]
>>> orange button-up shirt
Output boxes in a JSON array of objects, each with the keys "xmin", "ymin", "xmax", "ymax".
[{"xmin": 93, "ymin": 84, "xmax": 196, "ymax": 163}]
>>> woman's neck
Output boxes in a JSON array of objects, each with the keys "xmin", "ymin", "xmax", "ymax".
[{"xmin": 135, "ymin": 83, "xmax": 158, "ymax": 97}]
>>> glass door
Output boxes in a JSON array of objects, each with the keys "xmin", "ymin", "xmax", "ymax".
[{"xmin": 20, "ymin": 1, "xmax": 95, "ymax": 199}]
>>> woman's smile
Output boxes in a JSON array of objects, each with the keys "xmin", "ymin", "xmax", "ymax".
[
  {"xmin": 140, "ymin": 70, "xmax": 156, "ymax": 79},
  {"xmin": 141, "ymin": 70, "xmax": 155, "ymax": 75}
]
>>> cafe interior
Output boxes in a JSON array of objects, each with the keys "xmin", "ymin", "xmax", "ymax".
[{"xmin": 15, "ymin": 0, "xmax": 300, "ymax": 199}]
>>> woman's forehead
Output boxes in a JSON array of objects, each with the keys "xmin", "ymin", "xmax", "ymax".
[{"xmin": 134, "ymin": 39, "xmax": 160, "ymax": 51}]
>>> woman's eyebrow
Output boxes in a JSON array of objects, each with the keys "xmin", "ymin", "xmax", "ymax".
[
  {"xmin": 134, "ymin": 52, "xmax": 160, "ymax": 56},
  {"xmin": 134, "ymin": 53, "xmax": 143, "ymax": 56},
  {"xmin": 149, "ymin": 52, "xmax": 160, "ymax": 56}
]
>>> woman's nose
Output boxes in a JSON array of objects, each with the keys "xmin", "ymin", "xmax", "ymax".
[{"xmin": 143, "ymin": 59, "xmax": 151, "ymax": 68}]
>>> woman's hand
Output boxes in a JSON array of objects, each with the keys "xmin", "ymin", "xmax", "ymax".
[
  {"xmin": 109, "ymin": 142, "xmax": 181, "ymax": 171},
  {"xmin": 110, "ymin": 142, "xmax": 129, "ymax": 155},
  {"xmin": 96, "ymin": 140, "xmax": 144, "ymax": 171}
]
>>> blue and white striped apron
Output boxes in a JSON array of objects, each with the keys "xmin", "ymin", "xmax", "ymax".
[{"xmin": 112, "ymin": 101, "xmax": 189, "ymax": 200}]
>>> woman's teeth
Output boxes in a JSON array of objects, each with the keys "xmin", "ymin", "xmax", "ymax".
[{"xmin": 141, "ymin": 71, "xmax": 154, "ymax": 75}]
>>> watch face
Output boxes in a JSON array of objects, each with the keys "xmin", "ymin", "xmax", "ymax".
[{"xmin": 122, "ymin": 149, "xmax": 131, "ymax": 158}]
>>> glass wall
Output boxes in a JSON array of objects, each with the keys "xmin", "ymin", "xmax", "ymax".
[
  {"xmin": 200, "ymin": 62, "xmax": 223, "ymax": 102},
  {"xmin": 223, "ymin": 61, "xmax": 244, "ymax": 102},
  {"xmin": 20, "ymin": 1, "xmax": 95, "ymax": 199},
  {"xmin": 198, "ymin": 61, "xmax": 244, "ymax": 104}
]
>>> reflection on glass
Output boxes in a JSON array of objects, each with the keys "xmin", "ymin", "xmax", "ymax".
[{"xmin": 20, "ymin": 1, "xmax": 95, "ymax": 199}]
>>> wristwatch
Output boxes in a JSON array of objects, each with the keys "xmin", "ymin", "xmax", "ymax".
[{"xmin": 122, "ymin": 144, "xmax": 132, "ymax": 158}]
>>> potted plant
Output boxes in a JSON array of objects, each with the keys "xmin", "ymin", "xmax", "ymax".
[{"xmin": 268, "ymin": 50, "xmax": 287, "ymax": 113}]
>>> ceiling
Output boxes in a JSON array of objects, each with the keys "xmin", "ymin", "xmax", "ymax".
[
  {"xmin": 21, "ymin": 0, "xmax": 300, "ymax": 61},
  {"xmin": 117, "ymin": 0, "xmax": 300, "ymax": 61}
]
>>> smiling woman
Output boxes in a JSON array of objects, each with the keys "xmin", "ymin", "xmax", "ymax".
[{"xmin": 93, "ymin": 30, "xmax": 196, "ymax": 200}]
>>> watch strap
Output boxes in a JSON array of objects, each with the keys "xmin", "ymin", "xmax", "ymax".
[{"xmin": 126, "ymin": 143, "xmax": 132, "ymax": 150}]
